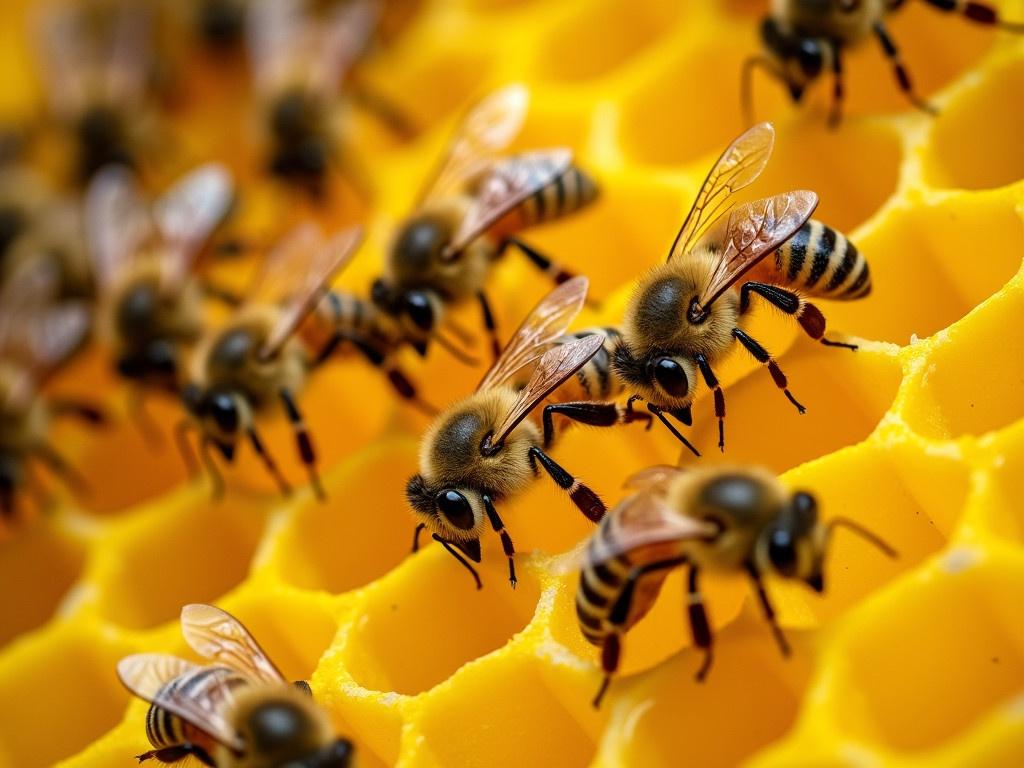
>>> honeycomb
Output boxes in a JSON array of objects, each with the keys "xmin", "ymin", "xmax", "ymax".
[{"xmin": 2, "ymin": 0, "xmax": 1024, "ymax": 766}]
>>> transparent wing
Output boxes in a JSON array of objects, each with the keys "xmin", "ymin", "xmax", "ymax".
[
  {"xmin": 34, "ymin": 5, "xmax": 90, "ymax": 118},
  {"xmin": 247, "ymin": 0, "xmax": 305, "ymax": 96},
  {"xmin": 489, "ymin": 333, "xmax": 604, "ymax": 449},
  {"xmin": 256, "ymin": 224, "xmax": 364, "ymax": 360},
  {"xmin": 116, "ymin": 654, "xmax": 244, "ymax": 751},
  {"xmin": 623, "ymin": 465, "xmax": 686, "ymax": 492},
  {"xmin": 478, "ymin": 276, "xmax": 589, "ymax": 391},
  {"xmin": 180, "ymin": 604, "xmax": 285, "ymax": 685},
  {"xmin": 154, "ymin": 163, "xmax": 234, "ymax": 288},
  {"xmin": 444, "ymin": 149, "xmax": 572, "ymax": 257},
  {"xmin": 102, "ymin": 3, "xmax": 150, "ymax": 106},
  {"xmin": 696, "ymin": 191, "xmax": 818, "ymax": 309},
  {"xmin": 310, "ymin": 0, "xmax": 379, "ymax": 95},
  {"xmin": 667, "ymin": 122, "xmax": 775, "ymax": 263},
  {"xmin": 85, "ymin": 164, "xmax": 152, "ymax": 292},
  {"xmin": 419, "ymin": 84, "xmax": 529, "ymax": 204}
]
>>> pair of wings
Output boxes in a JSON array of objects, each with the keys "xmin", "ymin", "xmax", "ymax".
[
  {"xmin": 36, "ymin": 3, "xmax": 150, "ymax": 120},
  {"xmin": 86, "ymin": 163, "xmax": 234, "ymax": 295},
  {"xmin": 117, "ymin": 604, "xmax": 288, "ymax": 752},
  {"xmin": 475, "ymin": 276, "xmax": 604, "ymax": 451},
  {"xmin": 417, "ymin": 84, "xmax": 576, "ymax": 258},
  {"xmin": 247, "ymin": 0, "xmax": 379, "ymax": 99},
  {"xmin": 667, "ymin": 122, "xmax": 819, "ymax": 310}
]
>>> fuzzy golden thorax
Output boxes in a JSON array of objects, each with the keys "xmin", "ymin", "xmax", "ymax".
[{"xmin": 773, "ymin": 0, "xmax": 889, "ymax": 44}]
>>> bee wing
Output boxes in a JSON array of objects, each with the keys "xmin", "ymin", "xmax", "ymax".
[
  {"xmin": 623, "ymin": 465, "xmax": 687, "ymax": 493},
  {"xmin": 255, "ymin": 224, "xmax": 364, "ymax": 361},
  {"xmin": 309, "ymin": 0, "xmax": 379, "ymax": 95},
  {"xmin": 34, "ymin": 6, "xmax": 90, "ymax": 118},
  {"xmin": 419, "ymin": 84, "xmax": 529, "ymax": 205},
  {"xmin": 444, "ymin": 149, "xmax": 572, "ymax": 258},
  {"xmin": 85, "ymin": 165, "xmax": 152, "ymax": 292},
  {"xmin": 478, "ymin": 276, "xmax": 589, "ymax": 391},
  {"xmin": 489, "ymin": 334, "xmax": 604, "ymax": 449},
  {"xmin": 695, "ymin": 191, "xmax": 818, "ymax": 309},
  {"xmin": 180, "ymin": 604, "xmax": 286, "ymax": 685},
  {"xmin": 102, "ymin": 3, "xmax": 150, "ymax": 106},
  {"xmin": 116, "ymin": 654, "xmax": 245, "ymax": 751},
  {"xmin": 154, "ymin": 163, "xmax": 234, "ymax": 288},
  {"xmin": 247, "ymin": 0, "xmax": 306, "ymax": 96},
  {"xmin": 667, "ymin": 122, "xmax": 775, "ymax": 264}
]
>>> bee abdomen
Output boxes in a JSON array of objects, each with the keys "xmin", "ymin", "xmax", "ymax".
[
  {"xmin": 145, "ymin": 667, "xmax": 245, "ymax": 749},
  {"xmin": 557, "ymin": 327, "xmax": 625, "ymax": 402},
  {"xmin": 772, "ymin": 219, "xmax": 871, "ymax": 300},
  {"xmin": 517, "ymin": 166, "xmax": 599, "ymax": 228},
  {"xmin": 576, "ymin": 518, "xmax": 633, "ymax": 646}
]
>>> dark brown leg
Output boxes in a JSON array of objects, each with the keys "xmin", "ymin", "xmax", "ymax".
[
  {"xmin": 745, "ymin": 562, "xmax": 791, "ymax": 657},
  {"xmin": 49, "ymin": 399, "xmax": 107, "ymax": 425},
  {"xmin": 541, "ymin": 400, "xmax": 653, "ymax": 448},
  {"xmin": 828, "ymin": 46, "xmax": 844, "ymax": 128},
  {"xmin": 873, "ymin": 20, "xmax": 938, "ymax": 114},
  {"xmin": 136, "ymin": 744, "xmax": 215, "ymax": 765},
  {"xmin": 593, "ymin": 633, "xmax": 619, "ymax": 709},
  {"xmin": 412, "ymin": 522, "xmax": 426, "ymax": 552},
  {"xmin": 921, "ymin": 0, "xmax": 1024, "ymax": 30},
  {"xmin": 483, "ymin": 494, "xmax": 516, "ymax": 588},
  {"xmin": 200, "ymin": 437, "xmax": 225, "ymax": 500},
  {"xmin": 247, "ymin": 426, "xmax": 292, "ymax": 497},
  {"xmin": 732, "ymin": 328, "xmax": 806, "ymax": 414},
  {"xmin": 127, "ymin": 387, "xmax": 164, "ymax": 448},
  {"xmin": 694, "ymin": 353, "xmax": 727, "ymax": 451},
  {"xmin": 279, "ymin": 388, "xmax": 324, "ymax": 501},
  {"xmin": 477, "ymin": 291, "xmax": 501, "ymax": 362},
  {"xmin": 174, "ymin": 419, "xmax": 200, "ymax": 479},
  {"xmin": 433, "ymin": 533, "xmax": 482, "ymax": 590},
  {"xmin": 687, "ymin": 566, "xmax": 714, "ymax": 681},
  {"xmin": 33, "ymin": 443, "xmax": 88, "ymax": 495},
  {"xmin": 739, "ymin": 281, "xmax": 857, "ymax": 351},
  {"xmin": 528, "ymin": 446, "xmax": 605, "ymax": 522},
  {"xmin": 646, "ymin": 403, "xmax": 701, "ymax": 457},
  {"xmin": 505, "ymin": 237, "xmax": 576, "ymax": 286}
]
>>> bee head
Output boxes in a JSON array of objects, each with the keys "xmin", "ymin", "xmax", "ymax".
[
  {"xmin": 612, "ymin": 343, "xmax": 695, "ymax": 410},
  {"xmin": 302, "ymin": 739, "xmax": 356, "ymax": 768},
  {"xmin": 758, "ymin": 490, "xmax": 822, "ymax": 589},
  {"xmin": 235, "ymin": 690, "xmax": 329, "ymax": 766},
  {"xmin": 405, "ymin": 474, "xmax": 486, "ymax": 542},
  {"xmin": 373, "ymin": 281, "xmax": 443, "ymax": 351},
  {"xmin": 759, "ymin": 17, "xmax": 824, "ymax": 103},
  {"xmin": 182, "ymin": 384, "xmax": 247, "ymax": 454}
]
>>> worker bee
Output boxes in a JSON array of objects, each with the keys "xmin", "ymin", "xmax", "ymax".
[
  {"xmin": 542, "ymin": 122, "xmax": 866, "ymax": 455},
  {"xmin": 366, "ymin": 83, "xmax": 599, "ymax": 365},
  {"xmin": 406, "ymin": 277, "xmax": 606, "ymax": 590},
  {"xmin": 569, "ymin": 464, "xmax": 896, "ymax": 708},
  {"xmin": 0, "ymin": 261, "xmax": 103, "ymax": 522},
  {"xmin": 117, "ymin": 603, "xmax": 355, "ymax": 767},
  {"xmin": 179, "ymin": 223, "xmax": 364, "ymax": 499},
  {"xmin": 745, "ymin": 0, "xmax": 1024, "ymax": 126},
  {"xmin": 35, "ymin": 1, "xmax": 158, "ymax": 184}
]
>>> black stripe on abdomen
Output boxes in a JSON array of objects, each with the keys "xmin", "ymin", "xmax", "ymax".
[{"xmin": 806, "ymin": 225, "xmax": 836, "ymax": 289}]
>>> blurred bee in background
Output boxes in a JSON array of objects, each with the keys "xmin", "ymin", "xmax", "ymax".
[
  {"xmin": 86, "ymin": 163, "xmax": 234, "ymax": 430},
  {"xmin": 118, "ymin": 603, "xmax": 355, "ymax": 767},
  {"xmin": 406, "ymin": 277, "xmax": 606, "ymax": 590},
  {"xmin": 570, "ymin": 464, "xmax": 896, "ymax": 708},
  {"xmin": 366, "ymin": 84, "xmax": 599, "ymax": 366},
  {"xmin": 180, "ymin": 224, "xmax": 363, "ymax": 500},
  {"xmin": 0, "ymin": 261, "xmax": 105, "ymax": 522},
  {"xmin": 745, "ymin": 0, "xmax": 1024, "ymax": 126},
  {"xmin": 35, "ymin": 1, "xmax": 161, "ymax": 185},
  {"xmin": 543, "ymin": 122, "xmax": 866, "ymax": 456}
]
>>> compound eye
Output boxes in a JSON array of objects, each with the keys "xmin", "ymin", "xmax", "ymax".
[
  {"xmin": 652, "ymin": 357, "xmax": 688, "ymax": 398},
  {"xmin": 767, "ymin": 528, "xmax": 798, "ymax": 577},
  {"xmin": 797, "ymin": 39, "xmax": 824, "ymax": 77},
  {"xmin": 209, "ymin": 393, "xmax": 239, "ymax": 434},
  {"xmin": 371, "ymin": 278, "xmax": 393, "ymax": 310},
  {"xmin": 435, "ymin": 489, "xmax": 474, "ymax": 530},
  {"xmin": 403, "ymin": 291, "xmax": 434, "ymax": 332}
]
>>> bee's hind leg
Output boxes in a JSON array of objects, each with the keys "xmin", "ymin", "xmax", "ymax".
[
  {"xmin": 483, "ymin": 494, "xmax": 516, "ymax": 588},
  {"xmin": 872, "ymin": 20, "xmax": 938, "ymax": 115},
  {"xmin": 921, "ymin": 0, "xmax": 1024, "ymax": 31},
  {"xmin": 732, "ymin": 328, "xmax": 806, "ymax": 414},
  {"xmin": 687, "ymin": 566, "xmax": 715, "ymax": 681},
  {"xmin": 540, "ymin": 400, "xmax": 652, "ymax": 448},
  {"xmin": 528, "ymin": 446, "xmax": 605, "ymax": 522},
  {"xmin": 279, "ymin": 388, "xmax": 325, "ymax": 501},
  {"xmin": 136, "ymin": 744, "xmax": 214, "ymax": 765},
  {"xmin": 745, "ymin": 562, "xmax": 791, "ymax": 658}
]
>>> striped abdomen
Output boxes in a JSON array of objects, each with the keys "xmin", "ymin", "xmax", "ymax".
[
  {"xmin": 495, "ymin": 161, "xmax": 599, "ymax": 236},
  {"xmin": 146, "ymin": 666, "xmax": 247, "ymax": 752},
  {"xmin": 555, "ymin": 327, "xmax": 627, "ymax": 405},
  {"xmin": 769, "ymin": 219, "xmax": 871, "ymax": 300},
  {"xmin": 308, "ymin": 290, "xmax": 400, "ymax": 357}
]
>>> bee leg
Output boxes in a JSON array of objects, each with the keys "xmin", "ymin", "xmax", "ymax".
[
  {"xmin": 432, "ymin": 533, "xmax": 483, "ymax": 590},
  {"xmin": 127, "ymin": 388, "xmax": 165, "ymax": 448},
  {"xmin": 347, "ymin": 81, "xmax": 418, "ymax": 140},
  {"xmin": 740, "ymin": 55, "xmax": 786, "ymax": 126},
  {"xmin": 740, "ymin": 281, "xmax": 858, "ymax": 351},
  {"xmin": 828, "ymin": 46, "xmax": 844, "ymax": 128},
  {"xmin": 593, "ymin": 634, "xmax": 619, "ymax": 709},
  {"xmin": 694, "ymin": 354, "xmax": 726, "ymax": 452},
  {"xmin": 279, "ymin": 388, "xmax": 325, "ymax": 502},
  {"xmin": 137, "ymin": 745, "xmax": 214, "ymax": 765},
  {"xmin": 199, "ymin": 437, "xmax": 225, "ymax": 500},
  {"xmin": 476, "ymin": 291, "xmax": 502, "ymax": 362},
  {"xmin": 528, "ymin": 446, "xmax": 606, "ymax": 522},
  {"xmin": 505, "ymin": 237, "xmax": 599, "ymax": 306},
  {"xmin": 49, "ymin": 398, "xmax": 108, "ymax": 426},
  {"xmin": 198, "ymin": 279, "xmax": 242, "ymax": 307},
  {"xmin": 687, "ymin": 566, "xmax": 714, "ymax": 681},
  {"xmin": 412, "ymin": 522, "xmax": 427, "ymax": 553},
  {"xmin": 872, "ymin": 20, "xmax": 938, "ymax": 115},
  {"xmin": 645, "ymin": 404, "xmax": 701, "ymax": 458},
  {"xmin": 483, "ymin": 494, "xmax": 516, "ymax": 588},
  {"xmin": 921, "ymin": 0, "xmax": 1024, "ymax": 30},
  {"xmin": 32, "ymin": 443, "xmax": 88, "ymax": 495},
  {"xmin": 540, "ymin": 401, "xmax": 652, "ymax": 449},
  {"xmin": 745, "ymin": 562, "xmax": 791, "ymax": 658},
  {"xmin": 732, "ymin": 328, "xmax": 806, "ymax": 414},
  {"xmin": 174, "ymin": 419, "xmax": 200, "ymax": 479},
  {"xmin": 247, "ymin": 426, "xmax": 292, "ymax": 497}
]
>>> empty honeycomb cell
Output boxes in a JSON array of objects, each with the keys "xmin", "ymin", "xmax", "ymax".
[
  {"xmin": 0, "ymin": 624, "xmax": 130, "ymax": 767},
  {"xmin": 927, "ymin": 56, "xmax": 1024, "ymax": 190},
  {"xmin": 533, "ymin": 0, "xmax": 683, "ymax": 83},
  {"xmin": 413, "ymin": 654, "xmax": 596, "ymax": 768},
  {"xmin": 343, "ymin": 552, "xmax": 540, "ymax": 696},
  {"xmin": 94, "ymin": 493, "xmax": 264, "ymax": 630},
  {"xmin": 270, "ymin": 439, "xmax": 421, "ymax": 593},
  {"xmin": 902, "ymin": 283, "xmax": 1024, "ymax": 440},
  {"xmin": 0, "ymin": 520, "xmax": 85, "ymax": 649},
  {"xmin": 685, "ymin": 338, "xmax": 902, "ymax": 474},
  {"xmin": 838, "ymin": 553, "xmax": 1024, "ymax": 752},
  {"xmin": 825, "ymin": 195, "xmax": 1023, "ymax": 345}
]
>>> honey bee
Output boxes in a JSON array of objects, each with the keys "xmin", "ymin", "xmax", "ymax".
[
  {"xmin": 86, "ymin": 162, "xmax": 234, "ymax": 404},
  {"xmin": 746, "ymin": 0, "xmax": 1024, "ymax": 125},
  {"xmin": 180, "ymin": 223, "xmax": 364, "ymax": 499},
  {"xmin": 406, "ymin": 277, "xmax": 606, "ymax": 590},
  {"xmin": 36, "ymin": 1, "xmax": 159, "ymax": 184},
  {"xmin": 570, "ymin": 464, "xmax": 896, "ymax": 708},
  {"xmin": 0, "ymin": 261, "xmax": 102, "ymax": 521},
  {"xmin": 366, "ymin": 84, "xmax": 599, "ymax": 364},
  {"xmin": 117, "ymin": 603, "xmax": 355, "ymax": 767},
  {"xmin": 542, "ymin": 122, "xmax": 866, "ymax": 455}
]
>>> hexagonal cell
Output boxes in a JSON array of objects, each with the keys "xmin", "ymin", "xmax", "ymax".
[
  {"xmin": 95, "ymin": 494, "xmax": 264, "ymax": 630},
  {"xmin": 0, "ymin": 521, "xmax": 85, "ymax": 649},
  {"xmin": 825, "ymin": 195, "xmax": 1023, "ymax": 345},
  {"xmin": 534, "ymin": 0, "xmax": 683, "ymax": 83},
  {"xmin": 927, "ymin": 57, "xmax": 1024, "ymax": 190},
  {"xmin": 414, "ymin": 654, "xmax": 596, "ymax": 767},
  {"xmin": 273, "ymin": 439, "xmax": 420, "ymax": 594},
  {"xmin": 840, "ymin": 555, "xmax": 1024, "ymax": 751},
  {"xmin": 343, "ymin": 551, "xmax": 540, "ymax": 696},
  {"xmin": 0, "ymin": 625, "xmax": 130, "ymax": 767},
  {"xmin": 902, "ymin": 286, "xmax": 1024, "ymax": 440}
]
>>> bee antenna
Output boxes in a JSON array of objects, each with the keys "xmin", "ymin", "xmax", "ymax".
[{"xmin": 824, "ymin": 517, "xmax": 897, "ymax": 559}]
